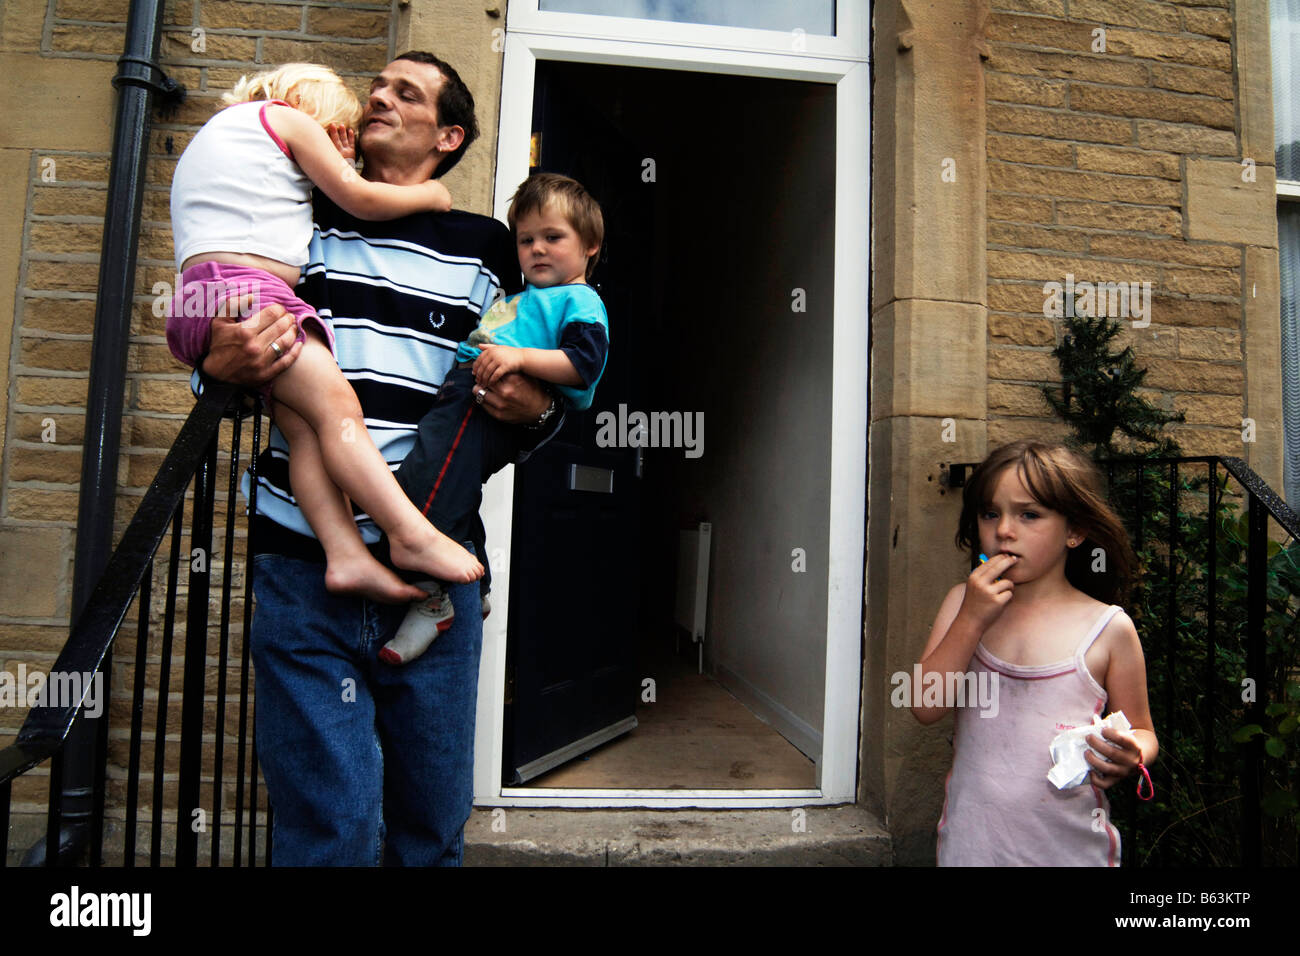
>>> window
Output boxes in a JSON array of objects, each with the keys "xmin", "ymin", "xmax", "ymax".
[
  {"xmin": 538, "ymin": 0, "xmax": 836, "ymax": 35},
  {"xmin": 508, "ymin": 0, "xmax": 866, "ymax": 62}
]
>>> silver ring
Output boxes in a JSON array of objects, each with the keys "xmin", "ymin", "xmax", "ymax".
[
  {"xmin": 475, "ymin": 387, "xmax": 487, "ymax": 405},
  {"xmin": 269, "ymin": 341, "xmax": 284, "ymax": 359}
]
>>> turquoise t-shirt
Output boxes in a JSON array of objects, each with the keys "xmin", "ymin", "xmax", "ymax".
[{"xmin": 457, "ymin": 282, "xmax": 609, "ymax": 410}]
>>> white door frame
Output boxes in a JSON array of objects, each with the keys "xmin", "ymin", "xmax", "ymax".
[{"xmin": 473, "ymin": 1, "xmax": 869, "ymax": 808}]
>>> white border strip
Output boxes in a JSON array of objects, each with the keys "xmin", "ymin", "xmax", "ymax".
[
  {"xmin": 475, "ymin": 18, "xmax": 868, "ymax": 809},
  {"xmin": 488, "ymin": 789, "xmax": 826, "ymax": 809}
]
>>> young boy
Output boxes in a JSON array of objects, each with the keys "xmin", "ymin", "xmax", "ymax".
[{"xmin": 382, "ymin": 172, "xmax": 609, "ymax": 664}]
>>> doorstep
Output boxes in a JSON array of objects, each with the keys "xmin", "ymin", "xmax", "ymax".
[{"xmin": 464, "ymin": 805, "xmax": 891, "ymax": 866}]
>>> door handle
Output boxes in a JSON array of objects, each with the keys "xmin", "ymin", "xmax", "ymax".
[{"xmin": 569, "ymin": 464, "xmax": 614, "ymax": 493}]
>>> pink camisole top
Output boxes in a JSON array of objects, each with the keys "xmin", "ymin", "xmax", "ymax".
[{"xmin": 936, "ymin": 604, "xmax": 1123, "ymax": 867}]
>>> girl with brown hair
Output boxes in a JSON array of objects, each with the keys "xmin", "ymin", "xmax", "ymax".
[{"xmin": 912, "ymin": 440, "xmax": 1158, "ymax": 865}]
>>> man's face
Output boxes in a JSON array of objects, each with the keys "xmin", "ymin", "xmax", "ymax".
[{"xmin": 360, "ymin": 59, "xmax": 456, "ymax": 174}]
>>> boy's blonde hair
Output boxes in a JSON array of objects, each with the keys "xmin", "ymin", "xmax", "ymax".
[
  {"xmin": 221, "ymin": 63, "xmax": 362, "ymax": 129},
  {"xmin": 507, "ymin": 173, "xmax": 604, "ymax": 280}
]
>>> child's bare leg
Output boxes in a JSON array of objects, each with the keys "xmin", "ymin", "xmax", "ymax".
[
  {"xmin": 275, "ymin": 402, "xmax": 428, "ymax": 603},
  {"xmin": 270, "ymin": 333, "xmax": 483, "ymax": 583}
]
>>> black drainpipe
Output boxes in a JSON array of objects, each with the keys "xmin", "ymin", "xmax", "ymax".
[{"xmin": 26, "ymin": 0, "xmax": 182, "ymax": 865}]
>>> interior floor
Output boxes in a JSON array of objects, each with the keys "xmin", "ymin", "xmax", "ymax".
[{"xmin": 523, "ymin": 629, "xmax": 817, "ymax": 789}]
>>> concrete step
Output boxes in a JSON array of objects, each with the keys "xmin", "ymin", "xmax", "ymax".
[
  {"xmin": 464, "ymin": 805, "xmax": 891, "ymax": 866},
  {"xmin": 8, "ymin": 806, "xmax": 892, "ymax": 866}
]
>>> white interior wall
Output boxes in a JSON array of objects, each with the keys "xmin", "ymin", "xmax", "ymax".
[{"xmin": 652, "ymin": 76, "xmax": 837, "ymax": 759}]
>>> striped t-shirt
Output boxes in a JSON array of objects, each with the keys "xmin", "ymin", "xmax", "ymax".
[{"xmin": 244, "ymin": 191, "xmax": 524, "ymax": 561}]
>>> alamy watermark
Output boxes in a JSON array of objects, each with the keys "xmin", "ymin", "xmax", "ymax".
[
  {"xmin": 151, "ymin": 273, "xmax": 260, "ymax": 319},
  {"xmin": 891, "ymin": 665, "xmax": 1000, "ymax": 718},
  {"xmin": 595, "ymin": 404, "xmax": 703, "ymax": 459},
  {"xmin": 0, "ymin": 664, "xmax": 104, "ymax": 719},
  {"xmin": 1043, "ymin": 273, "xmax": 1151, "ymax": 328},
  {"xmin": 50, "ymin": 886, "xmax": 150, "ymax": 936}
]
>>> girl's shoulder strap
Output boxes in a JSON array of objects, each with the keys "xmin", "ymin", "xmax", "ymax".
[
  {"xmin": 1074, "ymin": 604, "xmax": 1123, "ymax": 659},
  {"xmin": 257, "ymin": 100, "xmax": 295, "ymax": 160}
]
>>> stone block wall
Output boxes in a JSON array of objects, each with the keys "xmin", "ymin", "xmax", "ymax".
[
  {"xmin": 984, "ymin": 0, "xmax": 1280, "ymax": 469},
  {"xmin": 869, "ymin": 0, "xmax": 1285, "ymax": 864},
  {"xmin": 0, "ymin": 0, "xmax": 395, "ymax": 855}
]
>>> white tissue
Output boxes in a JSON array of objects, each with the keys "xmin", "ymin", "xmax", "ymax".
[{"xmin": 1047, "ymin": 711, "xmax": 1131, "ymax": 790}]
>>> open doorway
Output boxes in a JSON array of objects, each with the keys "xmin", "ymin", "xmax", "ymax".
[{"xmin": 502, "ymin": 62, "xmax": 836, "ymax": 790}]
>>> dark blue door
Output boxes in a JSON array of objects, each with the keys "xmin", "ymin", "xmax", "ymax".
[{"xmin": 502, "ymin": 62, "xmax": 651, "ymax": 784}]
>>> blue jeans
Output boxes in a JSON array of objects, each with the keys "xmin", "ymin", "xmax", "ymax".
[
  {"xmin": 396, "ymin": 366, "xmax": 526, "ymax": 538},
  {"xmin": 395, "ymin": 365, "xmax": 537, "ymax": 597},
  {"xmin": 249, "ymin": 551, "xmax": 483, "ymax": 866}
]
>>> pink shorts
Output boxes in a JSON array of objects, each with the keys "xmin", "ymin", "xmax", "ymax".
[{"xmin": 165, "ymin": 261, "xmax": 335, "ymax": 400}]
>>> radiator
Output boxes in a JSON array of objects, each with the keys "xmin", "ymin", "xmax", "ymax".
[{"xmin": 674, "ymin": 522, "xmax": 711, "ymax": 673}]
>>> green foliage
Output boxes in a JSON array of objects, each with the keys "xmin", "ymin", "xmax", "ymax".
[
  {"xmin": 1047, "ymin": 315, "xmax": 1300, "ymax": 866},
  {"xmin": 1041, "ymin": 313, "xmax": 1183, "ymax": 458}
]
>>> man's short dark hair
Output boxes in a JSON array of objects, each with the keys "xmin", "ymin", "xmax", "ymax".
[{"xmin": 395, "ymin": 51, "xmax": 479, "ymax": 177}]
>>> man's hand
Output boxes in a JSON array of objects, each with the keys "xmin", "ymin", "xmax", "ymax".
[
  {"xmin": 477, "ymin": 371, "xmax": 552, "ymax": 425},
  {"xmin": 200, "ymin": 296, "xmax": 302, "ymax": 388}
]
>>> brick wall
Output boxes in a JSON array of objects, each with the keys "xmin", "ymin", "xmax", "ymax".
[
  {"xmin": 2, "ymin": 0, "xmax": 394, "ymax": 862},
  {"xmin": 984, "ymin": 0, "xmax": 1254, "ymax": 455}
]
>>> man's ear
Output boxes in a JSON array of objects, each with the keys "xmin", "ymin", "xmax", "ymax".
[{"xmin": 434, "ymin": 124, "xmax": 466, "ymax": 158}]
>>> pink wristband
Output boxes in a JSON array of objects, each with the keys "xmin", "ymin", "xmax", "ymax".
[{"xmin": 1136, "ymin": 762, "xmax": 1154, "ymax": 801}]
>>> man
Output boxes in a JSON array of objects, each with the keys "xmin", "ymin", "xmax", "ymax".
[{"xmin": 199, "ymin": 52, "xmax": 557, "ymax": 865}]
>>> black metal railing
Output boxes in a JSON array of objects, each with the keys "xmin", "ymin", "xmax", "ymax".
[
  {"xmin": 952, "ymin": 454, "xmax": 1300, "ymax": 866},
  {"xmin": 1103, "ymin": 456, "xmax": 1300, "ymax": 867},
  {"xmin": 0, "ymin": 382, "xmax": 270, "ymax": 866}
]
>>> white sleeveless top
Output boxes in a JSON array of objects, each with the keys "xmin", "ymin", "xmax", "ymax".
[
  {"xmin": 936, "ymin": 604, "xmax": 1124, "ymax": 866},
  {"xmin": 170, "ymin": 100, "xmax": 314, "ymax": 270}
]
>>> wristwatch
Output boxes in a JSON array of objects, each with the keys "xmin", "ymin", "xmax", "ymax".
[{"xmin": 529, "ymin": 393, "xmax": 558, "ymax": 429}]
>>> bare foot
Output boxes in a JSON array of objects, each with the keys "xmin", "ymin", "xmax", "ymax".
[
  {"xmin": 325, "ymin": 553, "xmax": 430, "ymax": 603},
  {"xmin": 389, "ymin": 527, "xmax": 484, "ymax": 583}
]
